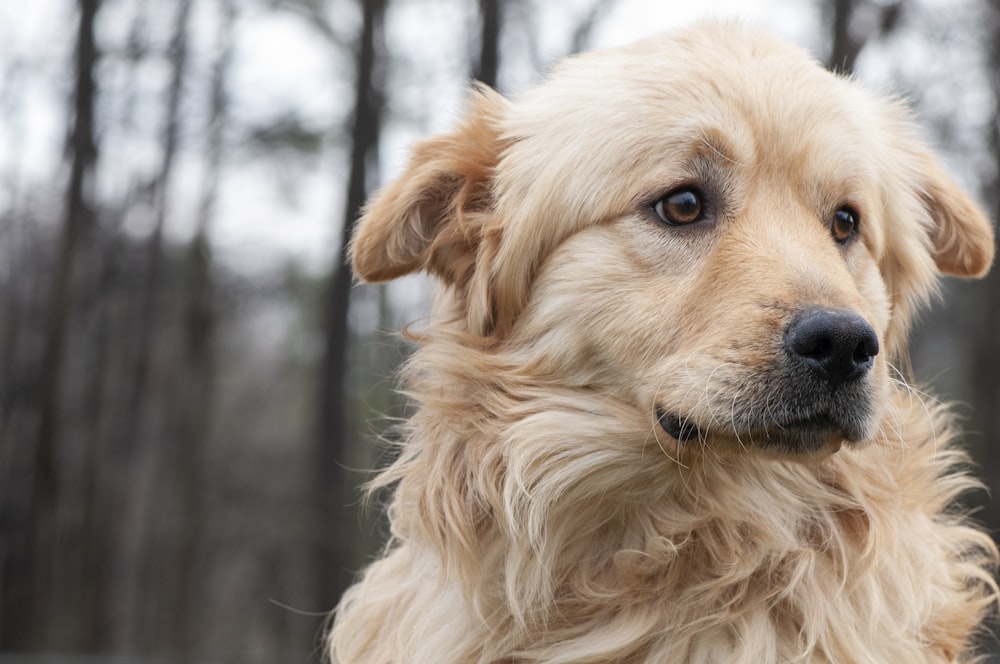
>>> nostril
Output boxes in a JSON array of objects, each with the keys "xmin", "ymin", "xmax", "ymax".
[
  {"xmin": 794, "ymin": 334, "xmax": 831, "ymax": 359},
  {"xmin": 785, "ymin": 308, "xmax": 879, "ymax": 385},
  {"xmin": 853, "ymin": 335, "xmax": 878, "ymax": 364}
]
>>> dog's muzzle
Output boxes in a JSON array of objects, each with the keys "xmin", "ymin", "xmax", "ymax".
[{"xmin": 656, "ymin": 307, "xmax": 880, "ymax": 451}]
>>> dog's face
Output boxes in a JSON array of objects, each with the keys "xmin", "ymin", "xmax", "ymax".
[{"xmin": 352, "ymin": 23, "xmax": 993, "ymax": 459}]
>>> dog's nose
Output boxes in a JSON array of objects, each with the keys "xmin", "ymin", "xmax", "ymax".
[{"xmin": 785, "ymin": 308, "xmax": 879, "ymax": 385}]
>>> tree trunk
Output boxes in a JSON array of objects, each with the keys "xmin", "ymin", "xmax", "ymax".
[
  {"xmin": 828, "ymin": 0, "xmax": 862, "ymax": 73},
  {"xmin": 315, "ymin": 0, "xmax": 386, "ymax": 612},
  {"xmin": 77, "ymin": 231, "xmax": 118, "ymax": 652},
  {"xmin": 166, "ymin": 0, "xmax": 234, "ymax": 653},
  {"xmin": 112, "ymin": 0, "xmax": 192, "ymax": 652},
  {"xmin": 967, "ymin": 0, "xmax": 1000, "ymax": 540},
  {"xmin": 475, "ymin": 0, "xmax": 500, "ymax": 87},
  {"xmin": 826, "ymin": 0, "xmax": 904, "ymax": 74},
  {"xmin": 116, "ymin": 0, "xmax": 190, "ymax": 457},
  {"xmin": 22, "ymin": 0, "xmax": 100, "ymax": 650}
]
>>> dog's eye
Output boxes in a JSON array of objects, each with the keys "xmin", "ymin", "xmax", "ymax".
[
  {"xmin": 653, "ymin": 188, "xmax": 704, "ymax": 225},
  {"xmin": 831, "ymin": 207, "xmax": 858, "ymax": 244}
]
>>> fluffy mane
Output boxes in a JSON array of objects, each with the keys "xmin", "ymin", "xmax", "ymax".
[{"xmin": 329, "ymin": 312, "xmax": 997, "ymax": 662}]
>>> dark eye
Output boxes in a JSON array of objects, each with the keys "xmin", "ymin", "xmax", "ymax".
[
  {"xmin": 653, "ymin": 188, "xmax": 704, "ymax": 225},
  {"xmin": 831, "ymin": 207, "xmax": 858, "ymax": 244}
]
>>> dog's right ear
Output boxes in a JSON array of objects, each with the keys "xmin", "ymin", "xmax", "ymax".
[
  {"xmin": 917, "ymin": 152, "xmax": 995, "ymax": 279},
  {"xmin": 350, "ymin": 86, "xmax": 508, "ymax": 286}
]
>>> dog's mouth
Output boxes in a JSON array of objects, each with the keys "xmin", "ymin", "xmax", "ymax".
[{"xmin": 656, "ymin": 406, "xmax": 862, "ymax": 454}]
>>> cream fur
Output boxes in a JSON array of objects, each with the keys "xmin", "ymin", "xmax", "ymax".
[{"xmin": 331, "ymin": 22, "xmax": 998, "ymax": 663}]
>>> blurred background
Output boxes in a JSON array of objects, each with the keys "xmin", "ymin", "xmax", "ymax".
[{"xmin": 1, "ymin": 0, "xmax": 999, "ymax": 661}]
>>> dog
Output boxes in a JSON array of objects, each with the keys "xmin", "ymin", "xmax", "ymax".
[{"xmin": 329, "ymin": 22, "xmax": 998, "ymax": 663}]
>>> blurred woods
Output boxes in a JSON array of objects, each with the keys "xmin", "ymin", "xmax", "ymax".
[{"xmin": 0, "ymin": 0, "xmax": 999, "ymax": 661}]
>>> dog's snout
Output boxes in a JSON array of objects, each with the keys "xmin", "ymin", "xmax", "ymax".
[{"xmin": 785, "ymin": 308, "xmax": 879, "ymax": 385}]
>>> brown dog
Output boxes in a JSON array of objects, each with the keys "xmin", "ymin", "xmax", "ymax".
[{"xmin": 330, "ymin": 22, "xmax": 997, "ymax": 663}]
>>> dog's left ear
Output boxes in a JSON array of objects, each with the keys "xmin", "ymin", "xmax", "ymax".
[
  {"xmin": 920, "ymin": 154, "xmax": 995, "ymax": 278},
  {"xmin": 350, "ymin": 86, "xmax": 508, "ymax": 287}
]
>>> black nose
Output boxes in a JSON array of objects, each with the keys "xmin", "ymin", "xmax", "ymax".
[{"xmin": 784, "ymin": 308, "xmax": 879, "ymax": 385}]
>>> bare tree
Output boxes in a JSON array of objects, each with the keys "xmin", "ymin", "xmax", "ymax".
[
  {"xmin": 826, "ymin": 0, "xmax": 904, "ymax": 73},
  {"xmin": 116, "ymin": 0, "xmax": 191, "ymax": 457},
  {"xmin": 569, "ymin": 0, "xmax": 619, "ymax": 55},
  {"xmin": 966, "ymin": 0, "xmax": 1000, "ymax": 544},
  {"xmin": 162, "ymin": 0, "xmax": 236, "ymax": 653},
  {"xmin": 315, "ymin": 0, "xmax": 387, "ymax": 612},
  {"xmin": 475, "ymin": 0, "xmax": 501, "ymax": 87},
  {"xmin": 112, "ymin": 0, "xmax": 193, "ymax": 651},
  {"xmin": 19, "ymin": 0, "xmax": 101, "ymax": 650}
]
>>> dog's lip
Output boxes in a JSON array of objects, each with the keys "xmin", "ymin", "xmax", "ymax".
[
  {"xmin": 656, "ymin": 408, "xmax": 701, "ymax": 442},
  {"xmin": 774, "ymin": 412, "xmax": 839, "ymax": 433},
  {"xmin": 656, "ymin": 407, "xmax": 851, "ymax": 446}
]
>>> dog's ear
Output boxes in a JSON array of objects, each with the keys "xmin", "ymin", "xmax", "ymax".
[
  {"xmin": 879, "ymin": 143, "xmax": 994, "ymax": 358},
  {"xmin": 350, "ymin": 86, "xmax": 508, "ymax": 286},
  {"xmin": 919, "ymin": 154, "xmax": 995, "ymax": 278}
]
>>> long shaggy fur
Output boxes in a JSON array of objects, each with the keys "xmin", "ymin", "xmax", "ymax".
[{"xmin": 330, "ymin": 22, "xmax": 998, "ymax": 663}]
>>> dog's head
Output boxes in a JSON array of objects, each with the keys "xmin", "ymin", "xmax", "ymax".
[{"xmin": 352, "ymin": 23, "xmax": 993, "ymax": 458}]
